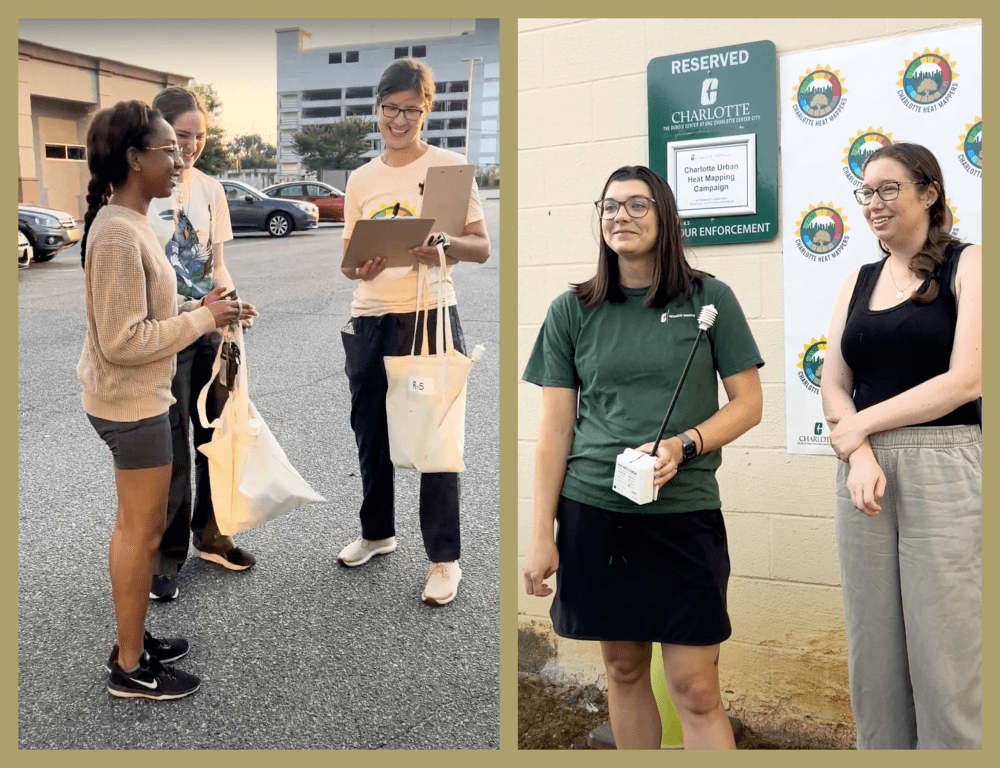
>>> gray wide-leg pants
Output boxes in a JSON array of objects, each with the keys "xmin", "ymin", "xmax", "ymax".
[{"xmin": 835, "ymin": 425, "xmax": 981, "ymax": 749}]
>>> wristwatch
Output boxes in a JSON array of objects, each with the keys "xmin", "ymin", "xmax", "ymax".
[{"xmin": 674, "ymin": 433, "xmax": 698, "ymax": 464}]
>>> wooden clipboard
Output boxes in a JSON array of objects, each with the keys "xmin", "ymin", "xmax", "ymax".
[
  {"xmin": 420, "ymin": 164, "xmax": 474, "ymax": 237},
  {"xmin": 342, "ymin": 217, "xmax": 436, "ymax": 269}
]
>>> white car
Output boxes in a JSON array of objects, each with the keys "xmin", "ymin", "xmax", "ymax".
[{"xmin": 18, "ymin": 230, "xmax": 32, "ymax": 269}]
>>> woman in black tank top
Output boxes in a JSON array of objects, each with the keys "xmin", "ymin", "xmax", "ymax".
[{"xmin": 820, "ymin": 143, "xmax": 981, "ymax": 748}]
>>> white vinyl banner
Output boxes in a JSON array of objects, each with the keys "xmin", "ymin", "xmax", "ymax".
[{"xmin": 779, "ymin": 25, "xmax": 982, "ymax": 454}]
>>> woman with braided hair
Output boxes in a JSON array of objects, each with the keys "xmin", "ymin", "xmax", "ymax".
[{"xmin": 78, "ymin": 100, "xmax": 252, "ymax": 699}]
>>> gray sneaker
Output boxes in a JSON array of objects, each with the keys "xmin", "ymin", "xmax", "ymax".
[{"xmin": 337, "ymin": 536, "xmax": 397, "ymax": 567}]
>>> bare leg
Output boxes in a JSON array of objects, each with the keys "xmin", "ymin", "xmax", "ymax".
[
  {"xmin": 600, "ymin": 640, "xmax": 660, "ymax": 749},
  {"xmin": 109, "ymin": 464, "xmax": 171, "ymax": 671},
  {"xmin": 660, "ymin": 643, "xmax": 736, "ymax": 750}
]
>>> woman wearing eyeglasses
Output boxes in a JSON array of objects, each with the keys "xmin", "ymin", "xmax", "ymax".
[
  {"xmin": 821, "ymin": 143, "xmax": 981, "ymax": 749},
  {"xmin": 145, "ymin": 86, "xmax": 257, "ymax": 604},
  {"xmin": 78, "ymin": 101, "xmax": 246, "ymax": 698},
  {"xmin": 522, "ymin": 166, "xmax": 763, "ymax": 749},
  {"xmin": 337, "ymin": 59, "xmax": 490, "ymax": 606}
]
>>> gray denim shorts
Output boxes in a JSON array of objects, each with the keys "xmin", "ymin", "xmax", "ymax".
[{"xmin": 87, "ymin": 412, "xmax": 172, "ymax": 470}]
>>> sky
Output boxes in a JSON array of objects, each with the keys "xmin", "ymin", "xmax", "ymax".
[{"xmin": 18, "ymin": 18, "xmax": 475, "ymax": 145}]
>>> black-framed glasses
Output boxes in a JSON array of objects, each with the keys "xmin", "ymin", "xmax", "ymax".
[
  {"xmin": 144, "ymin": 143, "xmax": 183, "ymax": 160},
  {"xmin": 380, "ymin": 104, "xmax": 424, "ymax": 121},
  {"xmin": 853, "ymin": 180, "xmax": 927, "ymax": 205},
  {"xmin": 595, "ymin": 196, "xmax": 656, "ymax": 220}
]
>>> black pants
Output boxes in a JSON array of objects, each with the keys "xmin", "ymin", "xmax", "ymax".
[
  {"xmin": 154, "ymin": 334, "xmax": 235, "ymax": 576},
  {"xmin": 341, "ymin": 307, "xmax": 465, "ymax": 562}
]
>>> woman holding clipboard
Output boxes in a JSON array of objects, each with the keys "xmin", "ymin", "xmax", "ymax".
[{"xmin": 338, "ymin": 58, "xmax": 490, "ymax": 606}]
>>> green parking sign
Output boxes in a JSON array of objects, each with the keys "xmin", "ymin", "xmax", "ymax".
[{"xmin": 648, "ymin": 41, "xmax": 778, "ymax": 246}]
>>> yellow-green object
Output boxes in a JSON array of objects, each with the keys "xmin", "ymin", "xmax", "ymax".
[{"xmin": 650, "ymin": 644, "xmax": 684, "ymax": 748}]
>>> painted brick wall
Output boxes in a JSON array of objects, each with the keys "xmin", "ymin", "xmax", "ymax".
[{"xmin": 516, "ymin": 17, "xmax": 979, "ymax": 740}]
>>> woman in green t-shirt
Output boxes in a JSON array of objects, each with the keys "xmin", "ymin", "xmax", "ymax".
[{"xmin": 522, "ymin": 165, "xmax": 763, "ymax": 749}]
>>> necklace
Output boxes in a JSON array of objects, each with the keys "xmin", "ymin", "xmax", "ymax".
[{"xmin": 886, "ymin": 259, "xmax": 918, "ymax": 300}]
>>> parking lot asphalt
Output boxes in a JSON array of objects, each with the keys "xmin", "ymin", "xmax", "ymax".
[{"xmin": 17, "ymin": 200, "xmax": 500, "ymax": 749}]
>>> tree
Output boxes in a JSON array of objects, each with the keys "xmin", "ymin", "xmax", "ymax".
[
  {"xmin": 291, "ymin": 117, "xmax": 372, "ymax": 172},
  {"xmin": 190, "ymin": 82, "xmax": 235, "ymax": 175},
  {"xmin": 230, "ymin": 134, "xmax": 277, "ymax": 170}
]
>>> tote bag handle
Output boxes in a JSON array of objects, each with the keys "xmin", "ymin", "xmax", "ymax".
[{"xmin": 410, "ymin": 243, "xmax": 454, "ymax": 358}]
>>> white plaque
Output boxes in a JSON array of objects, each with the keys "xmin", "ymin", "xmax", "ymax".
[{"xmin": 667, "ymin": 134, "xmax": 757, "ymax": 218}]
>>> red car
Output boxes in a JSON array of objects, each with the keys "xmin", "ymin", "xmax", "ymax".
[{"xmin": 262, "ymin": 181, "xmax": 345, "ymax": 223}]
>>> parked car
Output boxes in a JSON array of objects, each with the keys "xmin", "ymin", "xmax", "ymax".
[
  {"xmin": 218, "ymin": 180, "xmax": 319, "ymax": 237},
  {"xmin": 261, "ymin": 181, "xmax": 345, "ymax": 223},
  {"xmin": 18, "ymin": 204, "xmax": 82, "ymax": 262},
  {"xmin": 18, "ymin": 230, "xmax": 32, "ymax": 269}
]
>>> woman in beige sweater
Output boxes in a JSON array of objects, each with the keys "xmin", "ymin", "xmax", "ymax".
[{"xmin": 78, "ymin": 101, "xmax": 251, "ymax": 699}]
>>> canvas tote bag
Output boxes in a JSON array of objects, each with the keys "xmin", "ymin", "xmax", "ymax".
[
  {"xmin": 197, "ymin": 323, "xmax": 325, "ymax": 535},
  {"xmin": 383, "ymin": 246, "xmax": 484, "ymax": 473}
]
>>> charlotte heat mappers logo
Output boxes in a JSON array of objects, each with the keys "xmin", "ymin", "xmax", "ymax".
[
  {"xmin": 797, "ymin": 337, "xmax": 826, "ymax": 394},
  {"xmin": 371, "ymin": 202, "xmax": 416, "ymax": 218},
  {"xmin": 794, "ymin": 203, "xmax": 850, "ymax": 262},
  {"xmin": 792, "ymin": 66, "xmax": 847, "ymax": 125},
  {"xmin": 957, "ymin": 117, "xmax": 982, "ymax": 177},
  {"xmin": 842, "ymin": 127, "xmax": 893, "ymax": 184},
  {"xmin": 897, "ymin": 49, "xmax": 959, "ymax": 111},
  {"xmin": 943, "ymin": 199, "xmax": 961, "ymax": 238}
]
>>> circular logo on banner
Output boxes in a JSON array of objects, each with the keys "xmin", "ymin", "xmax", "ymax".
[
  {"xmin": 897, "ymin": 49, "xmax": 958, "ymax": 106},
  {"xmin": 957, "ymin": 118, "xmax": 982, "ymax": 174},
  {"xmin": 797, "ymin": 338, "xmax": 826, "ymax": 394},
  {"xmin": 842, "ymin": 128, "xmax": 893, "ymax": 183},
  {"xmin": 372, "ymin": 203, "xmax": 415, "ymax": 219},
  {"xmin": 795, "ymin": 203, "xmax": 850, "ymax": 261},
  {"xmin": 792, "ymin": 67, "xmax": 847, "ymax": 123}
]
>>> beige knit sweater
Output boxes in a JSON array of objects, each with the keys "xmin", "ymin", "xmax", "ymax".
[{"xmin": 77, "ymin": 205, "xmax": 216, "ymax": 421}]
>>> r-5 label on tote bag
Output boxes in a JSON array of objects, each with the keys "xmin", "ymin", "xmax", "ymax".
[{"xmin": 410, "ymin": 377, "xmax": 434, "ymax": 395}]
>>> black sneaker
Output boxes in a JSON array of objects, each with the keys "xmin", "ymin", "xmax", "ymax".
[
  {"xmin": 149, "ymin": 574, "xmax": 179, "ymax": 601},
  {"xmin": 197, "ymin": 546, "xmax": 256, "ymax": 571},
  {"xmin": 107, "ymin": 652, "xmax": 200, "ymax": 700},
  {"xmin": 105, "ymin": 631, "xmax": 189, "ymax": 672}
]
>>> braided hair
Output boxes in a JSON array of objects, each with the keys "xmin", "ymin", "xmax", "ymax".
[{"xmin": 80, "ymin": 100, "xmax": 161, "ymax": 267}]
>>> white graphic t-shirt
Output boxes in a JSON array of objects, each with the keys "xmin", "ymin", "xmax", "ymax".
[
  {"xmin": 148, "ymin": 168, "xmax": 234, "ymax": 300},
  {"xmin": 343, "ymin": 145, "xmax": 484, "ymax": 316}
]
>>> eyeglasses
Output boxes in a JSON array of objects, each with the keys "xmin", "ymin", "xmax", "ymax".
[
  {"xmin": 380, "ymin": 104, "xmax": 424, "ymax": 121},
  {"xmin": 144, "ymin": 144, "xmax": 183, "ymax": 160},
  {"xmin": 853, "ymin": 180, "xmax": 928, "ymax": 205},
  {"xmin": 595, "ymin": 196, "xmax": 656, "ymax": 220}
]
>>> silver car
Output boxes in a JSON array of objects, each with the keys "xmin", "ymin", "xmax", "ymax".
[{"xmin": 18, "ymin": 204, "xmax": 81, "ymax": 262}]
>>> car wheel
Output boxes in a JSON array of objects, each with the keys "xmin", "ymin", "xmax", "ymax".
[{"xmin": 267, "ymin": 212, "xmax": 293, "ymax": 237}]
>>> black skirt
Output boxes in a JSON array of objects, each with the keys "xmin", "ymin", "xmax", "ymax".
[{"xmin": 551, "ymin": 496, "xmax": 732, "ymax": 645}]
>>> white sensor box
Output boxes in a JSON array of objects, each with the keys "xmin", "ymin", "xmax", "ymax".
[{"xmin": 612, "ymin": 448, "xmax": 659, "ymax": 505}]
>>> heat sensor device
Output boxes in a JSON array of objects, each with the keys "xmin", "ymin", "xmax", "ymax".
[{"xmin": 612, "ymin": 304, "xmax": 719, "ymax": 505}]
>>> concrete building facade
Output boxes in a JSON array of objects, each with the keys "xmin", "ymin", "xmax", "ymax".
[
  {"xmin": 275, "ymin": 19, "xmax": 499, "ymax": 176},
  {"xmin": 518, "ymin": 17, "xmax": 980, "ymax": 746},
  {"xmin": 18, "ymin": 39, "xmax": 190, "ymax": 221}
]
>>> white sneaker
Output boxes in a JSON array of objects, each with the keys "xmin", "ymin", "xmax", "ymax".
[
  {"xmin": 337, "ymin": 536, "xmax": 397, "ymax": 567},
  {"xmin": 422, "ymin": 561, "xmax": 462, "ymax": 606}
]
